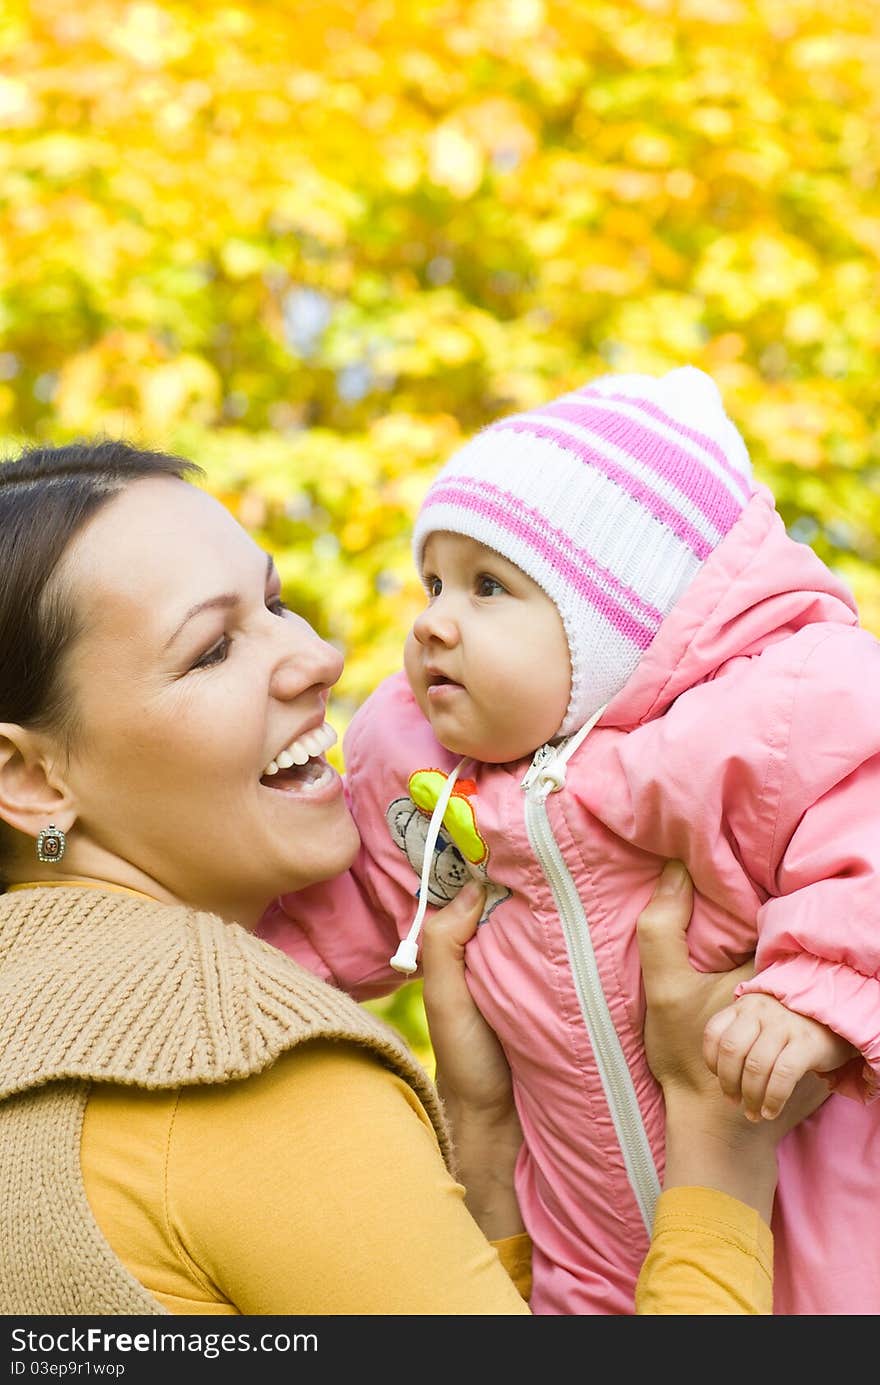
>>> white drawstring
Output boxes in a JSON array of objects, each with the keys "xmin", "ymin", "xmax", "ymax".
[
  {"xmin": 388, "ymin": 703, "xmax": 608, "ymax": 974},
  {"xmin": 530, "ymin": 703, "xmax": 608, "ymax": 798},
  {"xmin": 389, "ymin": 756, "xmax": 471, "ymax": 975}
]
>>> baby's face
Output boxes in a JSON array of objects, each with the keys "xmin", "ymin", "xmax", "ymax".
[{"xmin": 404, "ymin": 532, "xmax": 571, "ymax": 764}]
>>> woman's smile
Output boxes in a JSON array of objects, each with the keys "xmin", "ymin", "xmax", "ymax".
[{"xmin": 260, "ymin": 756, "xmax": 343, "ymax": 800}]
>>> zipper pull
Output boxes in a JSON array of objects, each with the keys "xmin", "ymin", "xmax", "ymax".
[{"xmin": 521, "ymin": 743, "xmax": 557, "ymax": 793}]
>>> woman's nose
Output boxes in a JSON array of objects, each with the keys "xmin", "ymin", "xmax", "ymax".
[
  {"xmin": 271, "ymin": 616, "xmax": 344, "ymax": 698},
  {"xmin": 412, "ymin": 601, "xmax": 459, "ymax": 647}
]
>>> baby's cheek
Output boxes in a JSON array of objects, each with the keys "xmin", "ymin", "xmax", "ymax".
[{"xmin": 403, "ymin": 635, "xmax": 427, "ymax": 706}]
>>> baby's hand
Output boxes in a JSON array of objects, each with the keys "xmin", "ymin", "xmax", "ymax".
[{"xmin": 703, "ymin": 993, "xmax": 856, "ymax": 1122}]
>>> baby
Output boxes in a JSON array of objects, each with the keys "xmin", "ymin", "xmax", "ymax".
[{"xmin": 259, "ymin": 367, "xmax": 880, "ymax": 1314}]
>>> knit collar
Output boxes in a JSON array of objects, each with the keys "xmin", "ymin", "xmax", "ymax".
[
  {"xmin": 0, "ymin": 885, "xmax": 425, "ymax": 1105},
  {"xmin": 7, "ymin": 878, "xmax": 156, "ymax": 901}
]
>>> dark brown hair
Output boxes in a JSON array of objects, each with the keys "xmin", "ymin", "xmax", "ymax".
[{"xmin": 0, "ymin": 439, "xmax": 203, "ymax": 874}]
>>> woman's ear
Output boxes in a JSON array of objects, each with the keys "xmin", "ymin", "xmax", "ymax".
[{"xmin": 0, "ymin": 724, "xmax": 75, "ymax": 839}]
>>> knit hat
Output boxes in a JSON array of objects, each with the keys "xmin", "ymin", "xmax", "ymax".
[{"xmin": 412, "ymin": 366, "xmax": 756, "ymax": 736}]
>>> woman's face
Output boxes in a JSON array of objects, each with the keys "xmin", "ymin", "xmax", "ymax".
[{"xmin": 54, "ymin": 476, "xmax": 360, "ymax": 924}]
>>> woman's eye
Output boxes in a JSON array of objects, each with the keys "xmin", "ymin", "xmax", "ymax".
[
  {"xmin": 267, "ymin": 596, "xmax": 289, "ymax": 617},
  {"xmin": 191, "ymin": 636, "xmax": 230, "ymax": 671},
  {"xmin": 477, "ymin": 574, "xmax": 505, "ymax": 597}
]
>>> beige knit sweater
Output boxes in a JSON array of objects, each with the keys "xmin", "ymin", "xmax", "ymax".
[{"xmin": 0, "ymin": 885, "xmax": 451, "ymax": 1315}]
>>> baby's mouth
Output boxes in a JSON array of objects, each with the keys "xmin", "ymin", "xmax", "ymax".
[{"xmin": 260, "ymin": 721, "xmax": 337, "ymax": 791}]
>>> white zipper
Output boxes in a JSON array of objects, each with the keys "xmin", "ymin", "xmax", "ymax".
[{"xmin": 521, "ymin": 722, "xmax": 661, "ymax": 1234}]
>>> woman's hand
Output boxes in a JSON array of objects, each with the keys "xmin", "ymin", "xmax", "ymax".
[
  {"xmin": 637, "ymin": 861, "xmax": 830, "ymax": 1221},
  {"xmin": 420, "ymin": 880, "xmax": 525, "ymax": 1241}
]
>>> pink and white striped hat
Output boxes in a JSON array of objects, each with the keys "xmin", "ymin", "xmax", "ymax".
[{"xmin": 412, "ymin": 366, "xmax": 756, "ymax": 736}]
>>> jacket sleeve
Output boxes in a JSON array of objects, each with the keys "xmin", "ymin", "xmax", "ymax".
[
  {"xmin": 599, "ymin": 624, "xmax": 880, "ymax": 1103},
  {"xmin": 256, "ymin": 671, "xmax": 464, "ymax": 1002},
  {"xmin": 731, "ymin": 630, "xmax": 880, "ymax": 1101},
  {"xmin": 256, "ymin": 859, "xmax": 403, "ymax": 1000}
]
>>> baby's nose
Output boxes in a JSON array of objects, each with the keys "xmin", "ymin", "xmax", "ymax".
[{"xmin": 412, "ymin": 602, "xmax": 459, "ymax": 646}]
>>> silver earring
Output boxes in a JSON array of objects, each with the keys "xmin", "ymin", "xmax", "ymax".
[{"xmin": 36, "ymin": 823, "xmax": 66, "ymax": 863}]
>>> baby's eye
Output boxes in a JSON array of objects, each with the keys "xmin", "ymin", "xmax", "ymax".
[
  {"xmin": 426, "ymin": 575, "xmax": 442, "ymax": 598},
  {"xmin": 477, "ymin": 574, "xmax": 506, "ymax": 597}
]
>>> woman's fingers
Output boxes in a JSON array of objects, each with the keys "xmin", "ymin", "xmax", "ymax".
[
  {"xmin": 772, "ymin": 1071, "xmax": 830, "ymax": 1137},
  {"xmin": 420, "ymin": 880, "xmax": 514, "ymax": 1114},
  {"xmin": 420, "ymin": 879, "xmax": 485, "ymax": 1011},
  {"xmin": 635, "ymin": 860, "xmax": 696, "ymax": 1013},
  {"xmin": 420, "ymin": 881, "xmax": 523, "ymax": 1235},
  {"xmin": 637, "ymin": 861, "xmax": 758, "ymax": 1096}
]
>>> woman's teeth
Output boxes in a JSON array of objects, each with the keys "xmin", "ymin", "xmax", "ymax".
[{"xmin": 262, "ymin": 721, "xmax": 337, "ymax": 778}]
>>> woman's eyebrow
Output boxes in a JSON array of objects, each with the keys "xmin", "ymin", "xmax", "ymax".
[{"xmin": 164, "ymin": 554, "xmax": 275, "ymax": 649}]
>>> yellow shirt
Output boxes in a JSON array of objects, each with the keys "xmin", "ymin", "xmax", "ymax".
[
  {"xmin": 82, "ymin": 1040, "xmax": 531, "ymax": 1315},
  {"xmin": 81, "ymin": 1039, "xmax": 771, "ymax": 1315},
  {"xmin": 636, "ymin": 1186, "xmax": 772, "ymax": 1315}
]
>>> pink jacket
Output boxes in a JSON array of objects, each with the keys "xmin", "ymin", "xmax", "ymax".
[{"xmin": 258, "ymin": 485, "xmax": 880, "ymax": 1315}]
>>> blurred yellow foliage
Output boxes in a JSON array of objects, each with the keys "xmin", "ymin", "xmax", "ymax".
[{"xmin": 2, "ymin": 0, "xmax": 880, "ymax": 1057}]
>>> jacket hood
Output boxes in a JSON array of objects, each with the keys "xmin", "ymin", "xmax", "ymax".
[{"xmin": 600, "ymin": 483, "xmax": 860, "ymax": 730}]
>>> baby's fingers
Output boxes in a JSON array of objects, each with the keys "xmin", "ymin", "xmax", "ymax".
[
  {"xmin": 703, "ymin": 1004, "xmax": 744, "ymax": 1073},
  {"xmin": 756, "ymin": 1043, "xmax": 807, "ymax": 1121},
  {"xmin": 703, "ymin": 1006, "xmax": 761, "ymax": 1103},
  {"xmin": 738, "ymin": 1030, "xmax": 791, "ymax": 1121}
]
